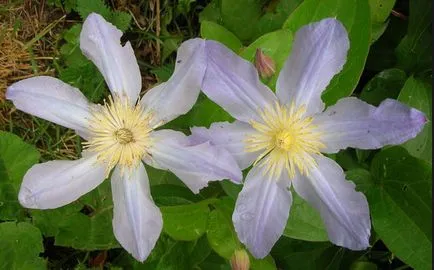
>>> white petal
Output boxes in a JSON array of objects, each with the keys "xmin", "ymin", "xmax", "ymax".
[
  {"xmin": 6, "ymin": 76, "xmax": 92, "ymax": 139},
  {"xmin": 146, "ymin": 130, "xmax": 242, "ymax": 193},
  {"xmin": 313, "ymin": 97, "xmax": 427, "ymax": 153},
  {"xmin": 111, "ymin": 163, "xmax": 162, "ymax": 262},
  {"xmin": 233, "ymin": 164, "xmax": 292, "ymax": 258},
  {"xmin": 18, "ymin": 153, "xmax": 106, "ymax": 209},
  {"xmin": 80, "ymin": 13, "xmax": 141, "ymax": 103},
  {"xmin": 202, "ymin": 40, "xmax": 277, "ymax": 123},
  {"xmin": 276, "ymin": 18, "xmax": 349, "ymax": 116},
  {"xmin": 140, "ymin": 39, "xmax": 207, "ymax": 127},
  {"xmin": 292, "ymin": 155, "xmax": 371, "ymax": 250},
  {"xmin": 189, "ymin": 121, "xmax": 259, "ymax": 170}
]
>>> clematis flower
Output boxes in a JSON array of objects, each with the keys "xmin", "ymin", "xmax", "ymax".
[
  {"xmin": 6, "ymin": 13, "xmax": 241, "ymax": 262},
  {"xmin": 190, "ymin": 18, "xmax": 427, "ymax": 258}
]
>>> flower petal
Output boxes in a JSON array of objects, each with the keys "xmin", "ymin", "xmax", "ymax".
[
  {"xmin": 80, "ymin": 13, "xmax": 141, "ymax": 103},
  {"xmin": 111, "ymin": 163, "xmax": 162, "ymax": 262},
  {"xmin": 146, "ymin": 130, "xmax": 242, "ymax": 193},
  {"xmin": 313, "ymin": 97, "xmax": 427, "ymax": 153},
  {"xmin": 189, "ymin": 121, "xmax": 259, "ymax": 170},
  {"xmin": 140, "ymin": 39, "xmax": 207, "ymax": 128},
  {"xmin": 202, "ymin": 40, "xmax": 277, "ymax": 123},
  {"xmin": 276, "ymin": 18, "xmax": 349, "ymax": 116},
  {"xmin": 233, "ymin": 163, "xmax": 292, "ymax": 258},
  {"xmin": 18, "ymin": 152, "xmax": 105, "ymax": 209},
  {"xmin": 292, "ymin": 155, "xmax": 371, "ymax": 250},
  {"xmin": 6, "ymin": 76, "xmax": 92, "ymax": 139}
]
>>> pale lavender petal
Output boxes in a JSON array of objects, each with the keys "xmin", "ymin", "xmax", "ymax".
[
  {"xmin": 202, "ymin": 40, "xmax": 277, "ymax": 123},
  {"xmin": 276, "ymin": 18, "xmax": 349, "ymax": 116},
  {"xmin": 233, "ymin": 163, "xmax": 292, "ymax": 258},
  {"xmin": 145, "ymin": 129, "xmax": 242, "ymax": 193},
  {"xmin": 18, "ymin": 152, "xmax": 105, "ymax": 209},
  {"xmin": 111, "ymin": 163, "xmax": 162, "ymax": 262},
  {"xmin": 313, "ymin": 97, "xmax": 427, "ymax": 153},
  {"xmin": 80, "ymin": 13, "xmax": 141, "ymax": 103},
  {"xmin": 140, "ymin": 39, "xmax": 206, "ymax": 128},
  {"xmin": 292, "ymin": 155, "xmax": 371, "ymax": 250},
  {"xmin": 189, "ymin": 121, "xmax": 259, "ymax": 170},
  {"xmin": 6, "ymin": 76, "xmax": 92, "ymax": 139}
]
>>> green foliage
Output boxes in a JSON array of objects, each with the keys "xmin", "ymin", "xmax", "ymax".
[
  {"xmin": 200, "ymin": 20, "xmax": 243, "ymax": 52},
  {"xmin": 398, "ymin": 76, "xmax": 432, "ymax": 162},
  {"xmin": 161, "ymin": 201, "xmax": 210, "ymax": 241},
  {"xmin": 32, "ymin": 181, "xmax": 120, "ymax": 250},
  {"xmin": 0, "ymin": 222, "xmax": 46, "ymax": 269},
  {"xmin": 360, "ymin": 68, "xmax": 407, "ymax": 106},
  {"xmin": 0, "ymin": 131, "xmax": 40, "ymax": 221},
  {"xmin": 348, "ymin": 147, "xmax": 432, "ymax": 269},
  {"xmin": 395, "ymin": 0, "xmax": 432, "ymax": 73},
  {"xmin": 2, "ymin": 0, "xmax": 432, "ymax": 268},
  {"xmin": 283, "ymin": 192, "xmax": 328, "ymax": 241}
]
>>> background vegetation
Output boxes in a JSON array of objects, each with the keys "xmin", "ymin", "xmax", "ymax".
[{"xmin": 0, "ymin": 0, "xmax": 431, "ymax": 269}]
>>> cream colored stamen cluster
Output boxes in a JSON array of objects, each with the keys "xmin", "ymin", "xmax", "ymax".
[
  {"xmin": 246, "ymin": 102, "xmax": 324, "ymax": 179},
  {"xmin": 84, "ymin": 96, "xmax": 154, "ymax": 175}
]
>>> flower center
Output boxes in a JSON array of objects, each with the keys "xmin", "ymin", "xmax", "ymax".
[
  {"xmin": 245, "ymin": 102, "xmax": 324, "ymax": 179},
  {"xmin": 114, "ymin": 128, "xmax": 134, "ymax": 144},
  {"xmin": 275, "ymin": 130, "xmax": 293, "ymax": 151},
  {"xmin": 84, "ymin": 96, "xmax": 154, "ymax": 175}
]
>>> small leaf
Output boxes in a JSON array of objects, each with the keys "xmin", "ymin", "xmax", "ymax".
[
  {"xmin": 200, "ymin": 20, "xmax": 243, "ymax": 52},
  {"xmin": 75, "ymin": 0, "xmax": 111, "ymax": 20},
  {"xmin": 397, "ymin": 76, "xmax": 432, "ymax": 162},
  {"xmin": 161, "ymin": 201, "xmax": 210, "ymax": 241},
  {"xmin": 283, "ymin": 191, "xmax": 328, "ymax": 242},
  {"xmin": 360, "ymin": 68, "xmax": 407, "ymax": 106},
  {"xmin": 348, "ymin": 147, "xmax": 432, "ymax": 270},
  {"xmin": 0, "ymin": 222, "xmax": 46, "ymax": 269},
  {"xmin": 0, "ymin": 131, "xmax": 40, "ymax": 220}
]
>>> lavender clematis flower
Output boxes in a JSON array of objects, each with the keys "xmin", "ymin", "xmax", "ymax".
[
  {"xmin": 6, "ymin": 13, "xmax": 241, "ymax": 262},
  {"xmin": 190, "ymin": 18, "xmax": 427, "ymax": 258}
]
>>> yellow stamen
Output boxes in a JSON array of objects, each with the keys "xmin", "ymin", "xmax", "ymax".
[
  {"xmin": 84, "ymin": 96, "xmax": 154, "ymax": 176},
  {"xmin": 246, "ymin": 102, "xmax": 324, "ymax": 179}
]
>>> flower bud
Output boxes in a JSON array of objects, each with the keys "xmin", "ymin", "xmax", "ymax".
[
  {"xmin": 230, "ymin": 249, "xmax": 250, "ymax": 270},
  {"xmin": 254, "ymin": 48, "xmax": 276, "ymax": 79}
]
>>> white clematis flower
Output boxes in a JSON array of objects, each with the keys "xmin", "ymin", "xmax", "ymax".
[
  {"xmin": 6, "ymin": 13, "xmax": 241, "ymax": 262},
  {"xmin": 189, "ymin": 18, "xmax": 427, "ymax": 258}
]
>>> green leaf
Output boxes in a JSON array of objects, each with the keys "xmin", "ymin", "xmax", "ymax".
[
  {"xmin": 110, "ymin": 10, "xmax": 132, "ymax": 31},
  {"xmin": 283, "ymin": 0, "xmax": 371, "ymax": 106},
  {"xmin": 254, "ymin": 0, "xmax": 303, "ymax": 39},
  {"xmin": 240, "ymin": 29, "xmax": 293, "ymax": 89},
  {"xmin": 0, "ymin": 222, "xmax": 46, "ymax": 269},
  {"xmin": 395, "ymin": 0, "xmax": 432, "ymax": 72},
  {"xmin": 397, "ymin": 76, "xmax": 432, "ymax": 162},
  {"xmin": 59, "ymin": 24, "xmax": 107, "ymax": 103},
  {"xmin": 348, "ymin": 147, "xmax": 432, "ymax": 270},
  {"xmin": 283, "ymin": 191, "xmax": 328, "ymax": 242},
  {"xmin": 199, "ymin": 0, "xmax": 222, "ymax": 24},
  {"xmin": 272, "ymin": 237, "xmax": 360, "ymax": 270},
  {"xmin": 156, "ymin": 241, "xmax": 191, "ymax": 270},
  {"xmin": 360, "ymin": 68, "xmax": 407, "ymax": 106},
  {"xmin": 161, "ymin": 201, "xmax": 210, "ymax": 241},
  {"xmin": 250, "ymin": 254, "xmax": 276, "ymax": 270},
  {"xmin": 368, "ymin": 0, "xmax": 396, "ymax": 42},
  {"xmin": 190, "ymin": 235, "xmax": 213, "ymax": 267},
  {"xmin": 0, "ymin": 131, "xmax": 40, "ymax": 220},
  {"xmin": 32, "ymin": 181, "xmax": 120, "ymax": 250},
  {"xmin": 75, "ymin": 0, "xmax": 111, "ymax": 20},
  {"xmin": 220, "ymin": 0, "xmax": 262, "ymax": 42},
  {"xmin": 151, "ymin": 184, "xmax": 200, "ymax": 206},
  {"xmin": 165, "ymin": 93, "xmax": 233, "ymax": 132},
  {"xmin": 207, "ymin": 197, "xmax": 241, "ymax": 259},
  {"xmin": 220, "ymin": 180, "xmax": 242, "ymax": 200},
  {"xmin": 200, "ymin": 20, "xmax": 243, "ymax": 52}
]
